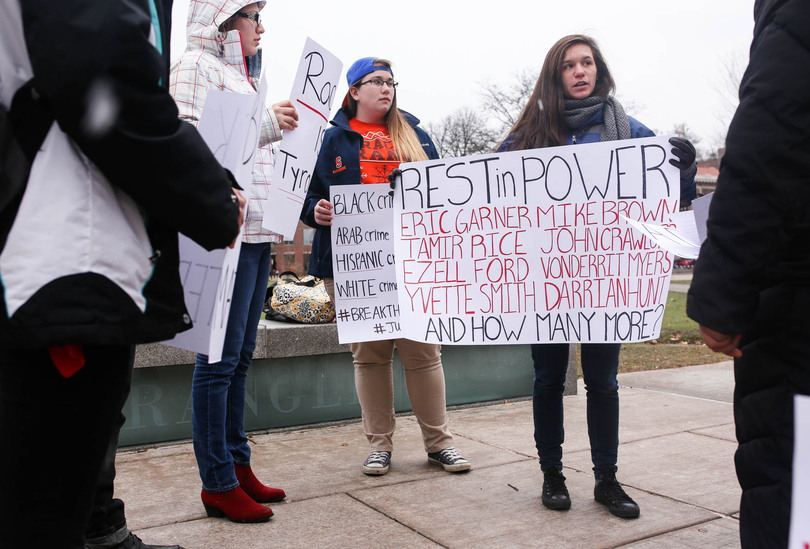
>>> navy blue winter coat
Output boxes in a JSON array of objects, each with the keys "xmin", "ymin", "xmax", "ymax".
[
  {"xmin": 498, "ymin": 107, "xmax": 697, "ymax": 206},
  {"xmin": 301, "ymin": 106, "xmax": 439, "ymax": 278}
]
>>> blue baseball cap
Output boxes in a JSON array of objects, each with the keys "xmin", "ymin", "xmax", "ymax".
[{"xmin": 346, "ymin": 57, "xmax": 393, "ymax": 87}]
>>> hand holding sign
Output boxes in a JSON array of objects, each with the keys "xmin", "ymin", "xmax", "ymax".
[
  {"xmin": 387, "ymin": 168, "xmax": 402, "ymax": 196},
  {"xmin": 272, "ymin": 99, "xmax": 298, "ymax": 131},
  {"xmin": 314, "ymin": 199, "xmax": 334, "ymax": 226}
]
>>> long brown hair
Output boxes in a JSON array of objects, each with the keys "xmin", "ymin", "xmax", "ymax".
[
  {"xmin": 218, "ymin": 13, "xmax": 239, "ymax": 33},
  {"xmin": 346, "ymin": 59, "xmax": 428, "ymax": 162},
  {"xmin": 502, "ymin": 34, "xmax": 616, "ymax": 150}
]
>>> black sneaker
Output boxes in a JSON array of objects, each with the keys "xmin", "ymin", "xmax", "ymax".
[
  {"xmin": 427, "ymin": 447, "xmax": 471, "ymax": 473},
  {"xmin": 362, "ymin": 450, "xmax": 391, "ymax": 475},
  {"xmin": 594, "ymin": 473, "xmax": 640, "ymax": 519},
  {"xmin": 541, "ymin": 468, "xmax": 571, "ymax": 510},
  {"xmin": 113, "ymin": 532, "xmax": 184, "ymax": 549}
]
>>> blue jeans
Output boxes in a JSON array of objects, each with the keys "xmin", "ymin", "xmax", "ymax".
[
  {"xmin": 531, "ymin": 343, "xmax": 620, "ymax": 479},
  {"xmin": 192, "ymin": 242, "xmax": 272, "ymax": 492}
]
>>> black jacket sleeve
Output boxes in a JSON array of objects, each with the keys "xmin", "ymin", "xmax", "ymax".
[
  {"xmin": 687, "ymin": 0, "xmax": 810, "ymax": 334},
  {"xmin": 20, "ymin": 0, "xmax": 240, "ymax": 251}
]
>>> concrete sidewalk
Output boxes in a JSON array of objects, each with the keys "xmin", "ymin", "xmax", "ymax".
[{"xmin": 115, "ymin": 361, "xmax": 741, "ymax": 548}]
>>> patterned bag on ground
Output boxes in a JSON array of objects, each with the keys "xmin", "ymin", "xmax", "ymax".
[
  {"xmin": 270, "ymin": 274, "xmax": 335, "ymax": 323},
  {"xmin": 263, "ymin": 271, "xmax": 297, "ymax": 322}
]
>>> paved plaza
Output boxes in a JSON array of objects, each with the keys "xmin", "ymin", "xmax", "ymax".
[{"xmin": 115, "ymin": 361, "xmax": 741, "ymax": 548}]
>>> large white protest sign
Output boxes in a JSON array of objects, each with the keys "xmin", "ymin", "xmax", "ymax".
[
  {"xmin": 197, "ymin": 79, "xmax": 269, "ymax": 190},
  {"xmin": 164, "ymin": 83, "xmax": 267, "ymax": 362},
  {"xmin": 392, "ymin": 135, "xmax": 680, "ymax": 345},
  {"xmin": 330, "ymin": 184, "xmax": 400, "ymax": 343},
  {"xmin": 789, "ymin": 394, "xmax": 810, "ymax": 549},
  {"xmin": 263, "ymin": 38, "xmax": 342, "ymax": 238}
]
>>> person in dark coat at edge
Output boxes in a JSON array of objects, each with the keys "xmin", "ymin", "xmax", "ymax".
[
  {"xmin": 0, "ymin": 1, "xmax": 244, "ymax": 548},
  {"xmin": 686, "ymin": 1, "xmax": 810, "ymax": 547}
]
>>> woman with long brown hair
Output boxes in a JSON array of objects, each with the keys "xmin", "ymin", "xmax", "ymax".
[
  {"xmin": 301, "ymin": 57, "xmax": 471, "ymax": 476},
  {"xmin": 499, "ymin": 34, "xmax": 697, "ymax": 520}
]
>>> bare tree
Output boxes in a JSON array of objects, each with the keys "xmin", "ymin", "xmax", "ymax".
[
  {"xmin": 478, "ymin": 68, "xmax": 539, "ymax": 136},
  {"xmin": 715, "ymin": 51, "xmax": 747, "ymax": 130},
  {"xmin": 426, "ymin": 107, "xmax": 500, "ymax": 158},
  {"xmin": 479, "ymin": 69, "xmax": 644, "ymax": 141},
  {"xmin": 669, "ymin": 122, "xmax": 702, "ymax": 147},
  {"xmin": 708, "ymin": 50, "xmax": 747, "ymax": 152},
  {"xmin": 616, "ymin": 96, "xmax": 645, "ymax": 119}
]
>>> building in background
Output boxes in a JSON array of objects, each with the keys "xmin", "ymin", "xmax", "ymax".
[
  {"xmin": 695, "ymin": 147, "xmax": 723, "ymax": 197},
  {"xmin": 695, "ymin": 165, "xmax": 719, "ymax": 197},
  {"xmin": 271, "ymin": 221, "xmax": 314, "ymax": 276}
]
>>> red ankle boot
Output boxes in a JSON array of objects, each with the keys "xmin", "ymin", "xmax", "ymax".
[
  {"xmin": 200, "ymin": 486, "xmax": 274, "ymax": 523},
  {"xmin": 234, "ymin": 464, "xmax": 286, "ymax": 503}
]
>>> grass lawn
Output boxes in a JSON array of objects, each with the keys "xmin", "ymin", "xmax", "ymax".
[
  {"xmin": 617, "ymin": 342, "xmax": 729, "ymax": 373},
  {"xmin": 615, "ymin": 291, "xmax": 730, "ymax": 373}
]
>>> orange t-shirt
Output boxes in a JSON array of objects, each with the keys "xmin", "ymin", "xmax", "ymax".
[{"xmin": 349, "ymin": 118, "xmax": 400, "ymax": 185}]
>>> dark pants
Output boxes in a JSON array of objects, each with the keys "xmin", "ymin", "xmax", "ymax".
[
  {"xmin": 531, "ymin": 342, "xmax": 620, "ymax": 478},
  {"xmin": 84, "ymin": 412, "xmax": 130, "ymax": 546},
  {"xmin": 0, "ymin": 344, "xmax": 133, "ymax": 549}
]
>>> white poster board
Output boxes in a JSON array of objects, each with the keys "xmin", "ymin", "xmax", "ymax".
[
  {"xmin": 392, "ymin": 135, "xmax": 679, "ymax": 345},
  {"xmin": 623, "ymin": 214, "xmax": 700, "ymax": 259},
  {"xmin": 330, "ymin": 184, "xmax": 400, "ymax": 343},
  {"xmin": 789, "ymin": 394, "xmax": 810, "ymax": 549},
  {"xmin": 262, "ymin": 37, "xmax": 343, "ymax": 238},
  {"xmin": 691, "ymin": 191, "xmax": 713, "ymax": 244},
  {"xmin": 164, "ymin": 82, "xmax": 267, "ymax": 362}
]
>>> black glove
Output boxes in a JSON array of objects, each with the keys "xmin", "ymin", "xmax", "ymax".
[
  {"xmin": 668, "ymin": 136, "xmax": 697, "ymax": 180},
  {"xmin": 387, "ymin": 168, "xmax": 402, "ymax": 196}
]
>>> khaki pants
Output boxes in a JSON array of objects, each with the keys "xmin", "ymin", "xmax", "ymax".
[{"xmin": 325, "ymin": 278, "xmax": 453, "ymax": 453}]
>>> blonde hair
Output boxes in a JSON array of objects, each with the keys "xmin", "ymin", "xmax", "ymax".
[{"xmin": 347, "ymin": 59, "xmax": 428, "ymax": 162}]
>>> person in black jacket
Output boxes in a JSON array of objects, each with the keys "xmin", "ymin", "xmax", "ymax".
[
  {"xmin": 686, "ymin": 1, "xmax": 810, "ymax": 547},
  {"xmin": 0, "ymin": 1, "xmax": 244, "ymax": 548}
]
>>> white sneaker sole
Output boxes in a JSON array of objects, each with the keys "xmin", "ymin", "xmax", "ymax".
[
  {"xmin": 428, "ymin": 457, "xmax": 471, "ymax": 473},
  {"xmin": 362, "ymin": 464, "xmax": 390, "ymax": 475}
]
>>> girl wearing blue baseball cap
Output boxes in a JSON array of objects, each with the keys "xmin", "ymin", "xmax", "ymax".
[{"xmin": 301, "ymin": 57, "xmax": 471, "ymax": 476}]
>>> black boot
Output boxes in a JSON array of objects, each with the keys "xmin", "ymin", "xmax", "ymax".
[
  {"xmin": 541, "ymin": 468, "xmax": 571, "ymax": 510},
  {"xmin": 594, "ymin": 473, "xmax": 640, "ymax": 519}
]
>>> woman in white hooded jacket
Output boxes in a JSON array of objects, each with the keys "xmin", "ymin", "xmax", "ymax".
[{"xmin": 170, "ymin": 0, "xmax": 297, "ymax": 523}]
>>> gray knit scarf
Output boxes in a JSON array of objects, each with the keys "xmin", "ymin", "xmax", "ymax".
[{"xmin": 564, "ymin": 95, "xmax": 631, "ymax": 142}]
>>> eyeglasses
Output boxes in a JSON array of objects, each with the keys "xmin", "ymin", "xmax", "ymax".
[
  {"xmin": 357, "ymin": 78, "xmax": 398, "ymax": 89},
  {"xmin": 235, "ymin": 12, "xmax": 260, "ymax": 26}
]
